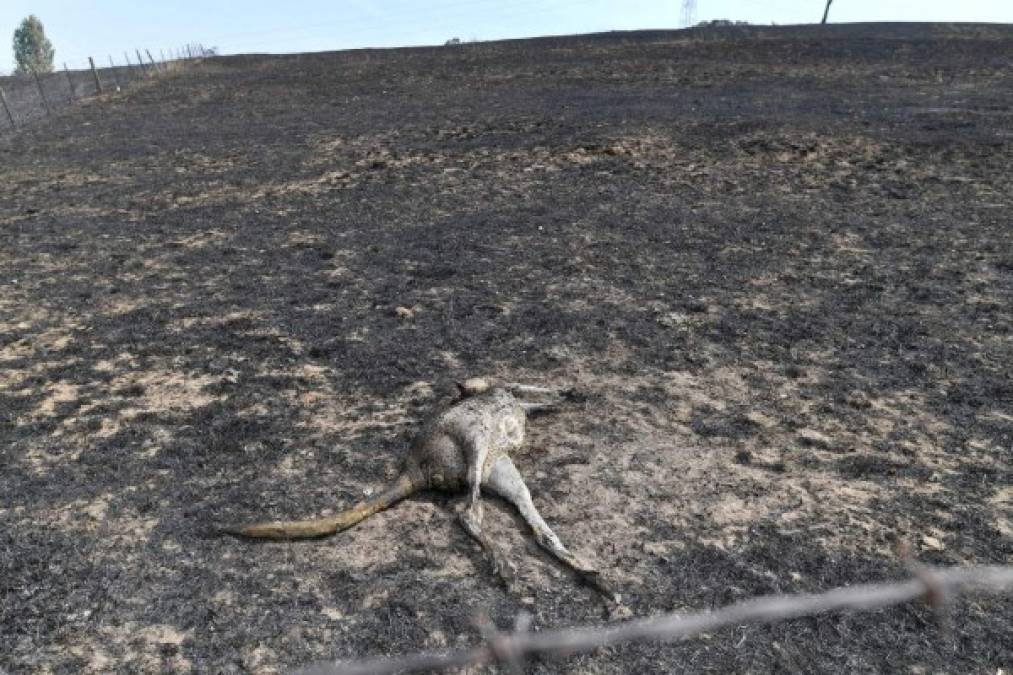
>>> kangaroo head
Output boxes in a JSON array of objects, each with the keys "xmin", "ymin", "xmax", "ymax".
[{"xmin": 456, "ymin": 377, "xmax": 493, "ymax": 398}]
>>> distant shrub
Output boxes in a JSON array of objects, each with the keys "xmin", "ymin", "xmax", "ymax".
[
  {"xmin": 445, "ymin": 37, "xmax": 462, "ymax": 46},
  {"xmin": 696, "ymin": 19, "xmax": 752, "ymax": 27}
]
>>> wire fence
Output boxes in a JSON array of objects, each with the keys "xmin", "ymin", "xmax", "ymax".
[
  {"xmin": 297, "ymin": 563, "xmax": 1013, "ymax": 674},
  {"xmin": 0, "ymin": 43, "xmax": 210, "ymax": 134}
]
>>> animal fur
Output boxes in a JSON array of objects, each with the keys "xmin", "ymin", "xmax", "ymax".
[{"xmin": 223, "ymin": 378, "xmax": 616, "ymax": 602}]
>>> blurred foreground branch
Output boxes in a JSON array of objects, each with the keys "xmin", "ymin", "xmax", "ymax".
[{"xmin": 298, "ymin": 565, "xmax": 1013, "ymax": 674}]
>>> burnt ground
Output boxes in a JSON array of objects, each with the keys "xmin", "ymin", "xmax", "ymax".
[{"xmin": 1, "ymin": 22, "xmax": 1011, "ymax": 673}]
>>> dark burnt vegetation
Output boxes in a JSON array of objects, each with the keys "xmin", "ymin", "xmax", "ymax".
[{"xmin": 1, "ymin": 22, "xmax": 1011, "ymax": 673}]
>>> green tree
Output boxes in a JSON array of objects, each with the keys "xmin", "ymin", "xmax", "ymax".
[{"xmin": 13, "ymin": 15, "xmax": 55, "ymax": 74}]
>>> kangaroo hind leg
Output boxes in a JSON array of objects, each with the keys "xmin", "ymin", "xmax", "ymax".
[
  {"xmin": 484, "ymin": 455, "xmax": 618, "ymax": 603},
  {"xmin": 519, "ymin": 401, "xmax": 560, "ymax": 416},
  {"xmin": 457, "ymin": 438, "xmax": 516, "ymax": 586}
]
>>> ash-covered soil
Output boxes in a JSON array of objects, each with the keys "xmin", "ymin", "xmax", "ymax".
[{"xmin": 1, "ymin": 22, "xmax": 1011, "ymax": 673}]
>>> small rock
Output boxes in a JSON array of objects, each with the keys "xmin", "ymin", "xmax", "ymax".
[
  {"xmin": 844, "ymin": 392, "xmax": 871, "ymax": 409},
  {"xmin": 404, "ymin": 381, "xmax": 434, "ymax": 400},
  {"xmin": 798, "ymin": 429, "xmax": 832, "ymax": 449},
  {"xmin": 656, "ymin": 311, "xmax": 689, "ymax": 328},
  {"xmin": 784, "ymin": 364, "xmax": 806, "ymax": 379},
  {"xmin": 544, "ymin": 344, "xmax": 572, "ymax": 362},
  {"xmin": 744, "ymin": 411, "xmax": 777, "ymax": 429},
  {"xmin": 642, "ymin": 541, "xmax": 671, "ymax": 560}
]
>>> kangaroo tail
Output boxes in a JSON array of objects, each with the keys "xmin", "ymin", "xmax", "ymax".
[{"xmin": 223, "ymin": 473, "xmax": 417, "ymax": 540}]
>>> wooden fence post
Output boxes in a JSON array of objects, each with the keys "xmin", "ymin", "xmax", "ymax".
[
  {"xmin": 64, "ymin": 63, "xmax": 76, "ymax": 101},
  {"xmin": 89, "ymin": 56, "xmax": 103, "ymax": 93},
  {"xmin": 0, "ymin": 88, "xmax": 15, "ymax": 129},
  {"xmin": 33, "ymin": 70, "xmax": 52, "ymax": 116},
  {"xmin": 107, "ymin": 55, "xmax": 121, "ymax": 88}
]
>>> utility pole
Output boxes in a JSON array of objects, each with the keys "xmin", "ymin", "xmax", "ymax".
[
  {"xmin": 821, "ymin": 0, "xmax": 833, "ymax": 24},
  {"xmin": 680, "ymin": 0, "xmax": 698, "ymax": 28}
]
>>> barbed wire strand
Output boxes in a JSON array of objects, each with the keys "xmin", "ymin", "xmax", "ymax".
[{"xmin": 297, "ymin": 564, "xmax": 1013, "ymax": 675}]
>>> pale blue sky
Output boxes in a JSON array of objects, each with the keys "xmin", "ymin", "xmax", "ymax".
[{"xmin": 3, "ymin": 1, "xmax": 1012, "ymax": 73}]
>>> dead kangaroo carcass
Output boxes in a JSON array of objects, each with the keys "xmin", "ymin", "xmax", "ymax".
[{"xmin": 223, "ymin": 378, "xmax": 617, "ymax": 602}]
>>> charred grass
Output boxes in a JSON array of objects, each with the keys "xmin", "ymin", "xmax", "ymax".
[{"xmin": 1, "ymin": 22, "xmax": 1011, "ymax": 673}]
